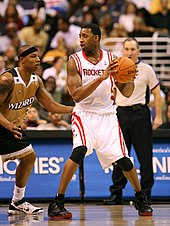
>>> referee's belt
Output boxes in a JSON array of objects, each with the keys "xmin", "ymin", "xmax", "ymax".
[{"xmin": 118, "ymin": 104, "xmax": 145, "ymax": 111}]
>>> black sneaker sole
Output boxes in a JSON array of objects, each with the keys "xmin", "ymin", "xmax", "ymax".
[
  {"xmin": 138, "ymin": 211, "xmax": 153, "ymax": 216},
  {"xmin": 48, "ymin": 213, "xmax": 72, "ymax": 220}
]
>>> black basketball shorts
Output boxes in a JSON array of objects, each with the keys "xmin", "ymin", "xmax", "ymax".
[{"xmin": 0, "ymin": 126, "xmax": 31, "ymax": 155}]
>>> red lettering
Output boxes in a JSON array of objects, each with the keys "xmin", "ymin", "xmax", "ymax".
[{"xmin": 83, "ymin": 69, "xmax": 105, "ymax": 76}]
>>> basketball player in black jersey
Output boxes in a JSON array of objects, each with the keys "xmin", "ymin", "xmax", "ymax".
[{"xmin": 0, "ymin": 45, "xmax": 73, "ymax": 215}]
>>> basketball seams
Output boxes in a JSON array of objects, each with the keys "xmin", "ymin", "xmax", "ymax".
[
  {"xmin": 119, "ymin": 58, "xmax": 135, "ymax": 71},
  {"xmin": 113, "ymin": 57, "xmax": 136, "ymax": 83}
]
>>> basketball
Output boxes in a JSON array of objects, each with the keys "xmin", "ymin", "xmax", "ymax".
[{"xmin": 113, "ymin": 57, "xmax": 137, "ymax": 83}]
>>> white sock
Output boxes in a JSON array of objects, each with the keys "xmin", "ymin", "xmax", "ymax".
[{"xmin": 12, "ymin": 185, "xmax": 26, "ymax": 203}]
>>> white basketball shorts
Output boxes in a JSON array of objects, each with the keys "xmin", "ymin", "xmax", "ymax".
[{"xmin": 71, "ymin": 109, "xmax": 129, "ymax": 169}]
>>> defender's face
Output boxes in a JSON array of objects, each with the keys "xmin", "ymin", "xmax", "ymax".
[{"xmin": 23, "ymin": 51, "xmax": 40, "ymax": 71}]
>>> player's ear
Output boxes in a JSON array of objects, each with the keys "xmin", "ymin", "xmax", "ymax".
[{"xmin": 94, "ymin": 35, "xmax": 99, "ymax": 41}]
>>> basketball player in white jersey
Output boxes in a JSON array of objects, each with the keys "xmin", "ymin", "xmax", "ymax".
[
  {"xmin": 0, "ymin": 45, "xmax": 73, "ymax": 215},
  {"xmin": 48, "ymin": 23, "xmax": 153, "ymax": 219}
]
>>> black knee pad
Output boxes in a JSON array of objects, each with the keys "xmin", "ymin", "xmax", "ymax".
[
  {"xmin": 116, "ymin": 157, "xmax": 133, "ymax": 172},
  {"xmin": 69, "ymin": 146, "xmax": 87, "ymax": 164}
]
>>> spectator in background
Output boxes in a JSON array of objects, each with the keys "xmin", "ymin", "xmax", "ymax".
[
  {"xmin": 43, "ymin": 76, "xmax": 63, "ymax": 103},
  {"xmin": 42, "ymin": 37, "xmax": 68, "ymax": 65},
  {"xmin": 98, "ymin": 14, "xmax": 114, "ymax": 38},
  {"xmin": 0, "ymin": 0, "xmax": 25, "ymax": 19},
  {"xmin": 150, "ymin": 0, "xmax": 170, "ymax": 14},
  {"xmin": 10, "ymin": 34, "xmax": 21, "ymax": 53},
  {"xmin": 158, "ymin": 104, "xmax": 170, "ymax": 128},
  {"xmin": 81, "ymin": 11, "xmax": 95, "ymax": 26},
  {"xmin": 3, "ymin": 45, "xmax": 18, "ymax": 69},
  {"xmin": 27, "ymin": 0, "xmax": 46, "ymax": 25},
  {"xmin": 0, "ymin": 55, "xmax": 6, "ymax": 74},
  {"xmin": 103, "ymin": 0, "xmax": 126, "ymax": 24},
  {"xmin": 0, "ymin": 14, "xmax": 6, "ymax": 36},
  {"xmin": 44, "ymin": 0, "xmax": 69, "ymax": 14},
  {"xmin": 37, "ymin": 112, "xmax": 71, "ymax": 130},
  {"xmin": 50, "ymin": 15, "xmax": 80, "ymax": 54},
  {"xmin": 127, "ymin": 0, "xmax": 152, "ymax": 12},
  {"xmin": 150, "ymin": 0, "xmax": 170, "ymax": 37},
  {"xmin": 0, "ymin": 22, "xmax": 18, "ymax": 54},
  {"xmin": 128, "ymin": 15, "xmax": 154, "ymax": 37},
  {"xmin": 101, "ymin": 23, "xmax": 127, "ymax": 57},
  {"xmin": 22, "ymin": 107, "xmax": 47, "ymax": 130},
  {"xmin": 2, "ymin": 3, "xmax": 24, "ymax": 30},
  {"xmin": 42, "ymin": 57, "xmax": 67, "ymax": 93},
  {"xmin": 68, "ymin": 0, "xmax": 84, "ymax": 25},
  {"xmin": 33, "ymin": 76, "xmax": 63, "ymax": 122},
  {"xmin": 18, "ymin": 17, "xmax": 49, "ymax": 55},
  {"xmin": 118, "ymin": 2, "xmax": 138, "ymax": 33}
]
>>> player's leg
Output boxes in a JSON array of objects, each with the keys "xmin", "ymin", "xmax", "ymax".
[
  {"xmin": 97, "ymin": 113, "xmax": 152, "ymax": 216},
  {"xmin": 103, "ymin": 164, "xmax": 126, "ymax": 205},
  {"xmin": 8, "ymin": 151, "xmax": 43, "ymax": 215},
  {"xmin": 48, "ymin": 146, "xmax": 87, "ymax": 220},
  {"xmin": 0, "ymin": 127, "xmax": 43, "ymax": 215},
  {"xmin": 16, "ymin": 151, "xmax": 36, "ymax": 188},
  {"xmin": 116, "ymin": 157, "xmax": 153, "ymax": 216},
  {"xmin": 104, "ymin": 108, "xmax": 132, "ymax": 205},
  {"xmin": 48, "ymin": 111, "xmax": 90, "ymax": 220}
]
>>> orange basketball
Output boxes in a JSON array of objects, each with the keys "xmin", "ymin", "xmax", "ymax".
[{"xmin": 113, "ymin": 57, "xmax": 137, "ymax": 83}]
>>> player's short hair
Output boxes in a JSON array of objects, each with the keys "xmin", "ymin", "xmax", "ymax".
[
  {"xmin": 123, "ymin": 37, "xmax": 139, "ymax": 49},
  {"xmin": 81, "ymin": 23, "xmax": 101, "ymax": 40}
]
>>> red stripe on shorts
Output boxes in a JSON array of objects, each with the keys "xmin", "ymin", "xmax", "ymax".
[
  {"xmin": 72, "ymin": 112, "xmax": 86, "ymax": 146},
  {"xmin": 117, "ymin": 120, "xmax": 126, "ymax": 156}
]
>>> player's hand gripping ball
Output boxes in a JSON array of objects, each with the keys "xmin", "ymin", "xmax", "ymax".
[{"xmin": 112, "ymin": 57, "xmax": 137, "ymax": 83}]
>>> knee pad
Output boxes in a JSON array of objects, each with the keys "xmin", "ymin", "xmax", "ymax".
[
  {"xmin": 69, "ymin": 146, "xmax": 87, "ymax": 164},
  {"xmin": 116, "ymin": 157, "xmax": 133, "ymax": 172}
]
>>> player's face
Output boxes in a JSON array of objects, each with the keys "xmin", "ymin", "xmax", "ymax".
[
  {"xmin": 24, "ymin": 51, "xmax": 40, "ymax": 72},
  {"xmin": 123, "ymin": 40, "xmax": 140, "ymax": 63},
  {"xmin": 79, "ymin": 28, "xmax": 97, "ymax": 52}
]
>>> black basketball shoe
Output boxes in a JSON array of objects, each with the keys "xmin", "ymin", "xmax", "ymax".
[
  {"xmin": 134, "ymin": 193, "xmax": 153, "ymax": 216},
  {"xmin": 48, "ymin": 200, "xmax": 72, "ymax": 220}
]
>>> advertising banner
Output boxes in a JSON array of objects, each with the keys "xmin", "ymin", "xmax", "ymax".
[
  {"xmin": 0, "ymin": 139, "xmax": 170, "ymax": 199},
  {"xmin": 84, "ymin": 142, "xmax": 170, "ymax": 198},
  {"xmin": 0, "ymin": 140, "xmax": 80, "ymax": 199}
]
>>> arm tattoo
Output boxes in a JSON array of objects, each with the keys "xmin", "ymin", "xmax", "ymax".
[{"xmin": 0, "ymin": 79, "xmax": 14, "ymax": 95}]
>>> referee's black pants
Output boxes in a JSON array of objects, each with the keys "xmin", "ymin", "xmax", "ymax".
[{"xmin": 110, "ymin": 105, "xmax": 154, "ymax": 199}]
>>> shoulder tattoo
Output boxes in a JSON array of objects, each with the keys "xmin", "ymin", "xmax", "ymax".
[{"xmin": 0, "ymin": 75, "xmax": 14, "ymax": 95}]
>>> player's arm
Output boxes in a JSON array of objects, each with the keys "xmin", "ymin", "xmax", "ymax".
[
  {"xmin": 67, "ymin": 57, "xmax": 118, "ymax": 102},
  {"xmin": 152, "ymin": 84, "xmax": 163, "ymax": 129},
  {"xmin": 115, "ymin": 81, "xmax": 135, "ymax": 97},
  {"xmin": 0, "ymin": 72, "xmax": 22, "ymax": 139},
  {"xmin": 35, "ymin": 76, "xmax": 73, "ymax": 113}
]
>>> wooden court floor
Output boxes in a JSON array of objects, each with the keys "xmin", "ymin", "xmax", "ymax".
[{"xmin": 0, "ymin": 203, "xmax": 170, "ymax": 226}]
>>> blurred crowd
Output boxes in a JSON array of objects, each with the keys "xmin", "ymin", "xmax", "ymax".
[{"xmin": 0, "ymin": 0, "xmax": 170, "ymax": 130}]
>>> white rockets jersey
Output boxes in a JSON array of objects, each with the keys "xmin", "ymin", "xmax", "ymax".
[{"xmin": 71, "ymin": 49, "xmax": 116, "ymax": 114}]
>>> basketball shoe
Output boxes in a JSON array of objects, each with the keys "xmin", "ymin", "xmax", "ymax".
[
  {"xmin": 7, "ymin": 198, "xmax": 43, "ymax": 215},
  {"xmin": 48, "ymin": 199, "xmax": 72, "ymax": 220},
  {"xmin": 134, "ymin": 193, "xmax": 153, "ymax": 216}
]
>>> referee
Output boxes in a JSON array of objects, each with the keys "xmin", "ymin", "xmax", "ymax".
[{"xmin": 103, "ymin": 37, "xmax": 163, "ymax": 205}]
